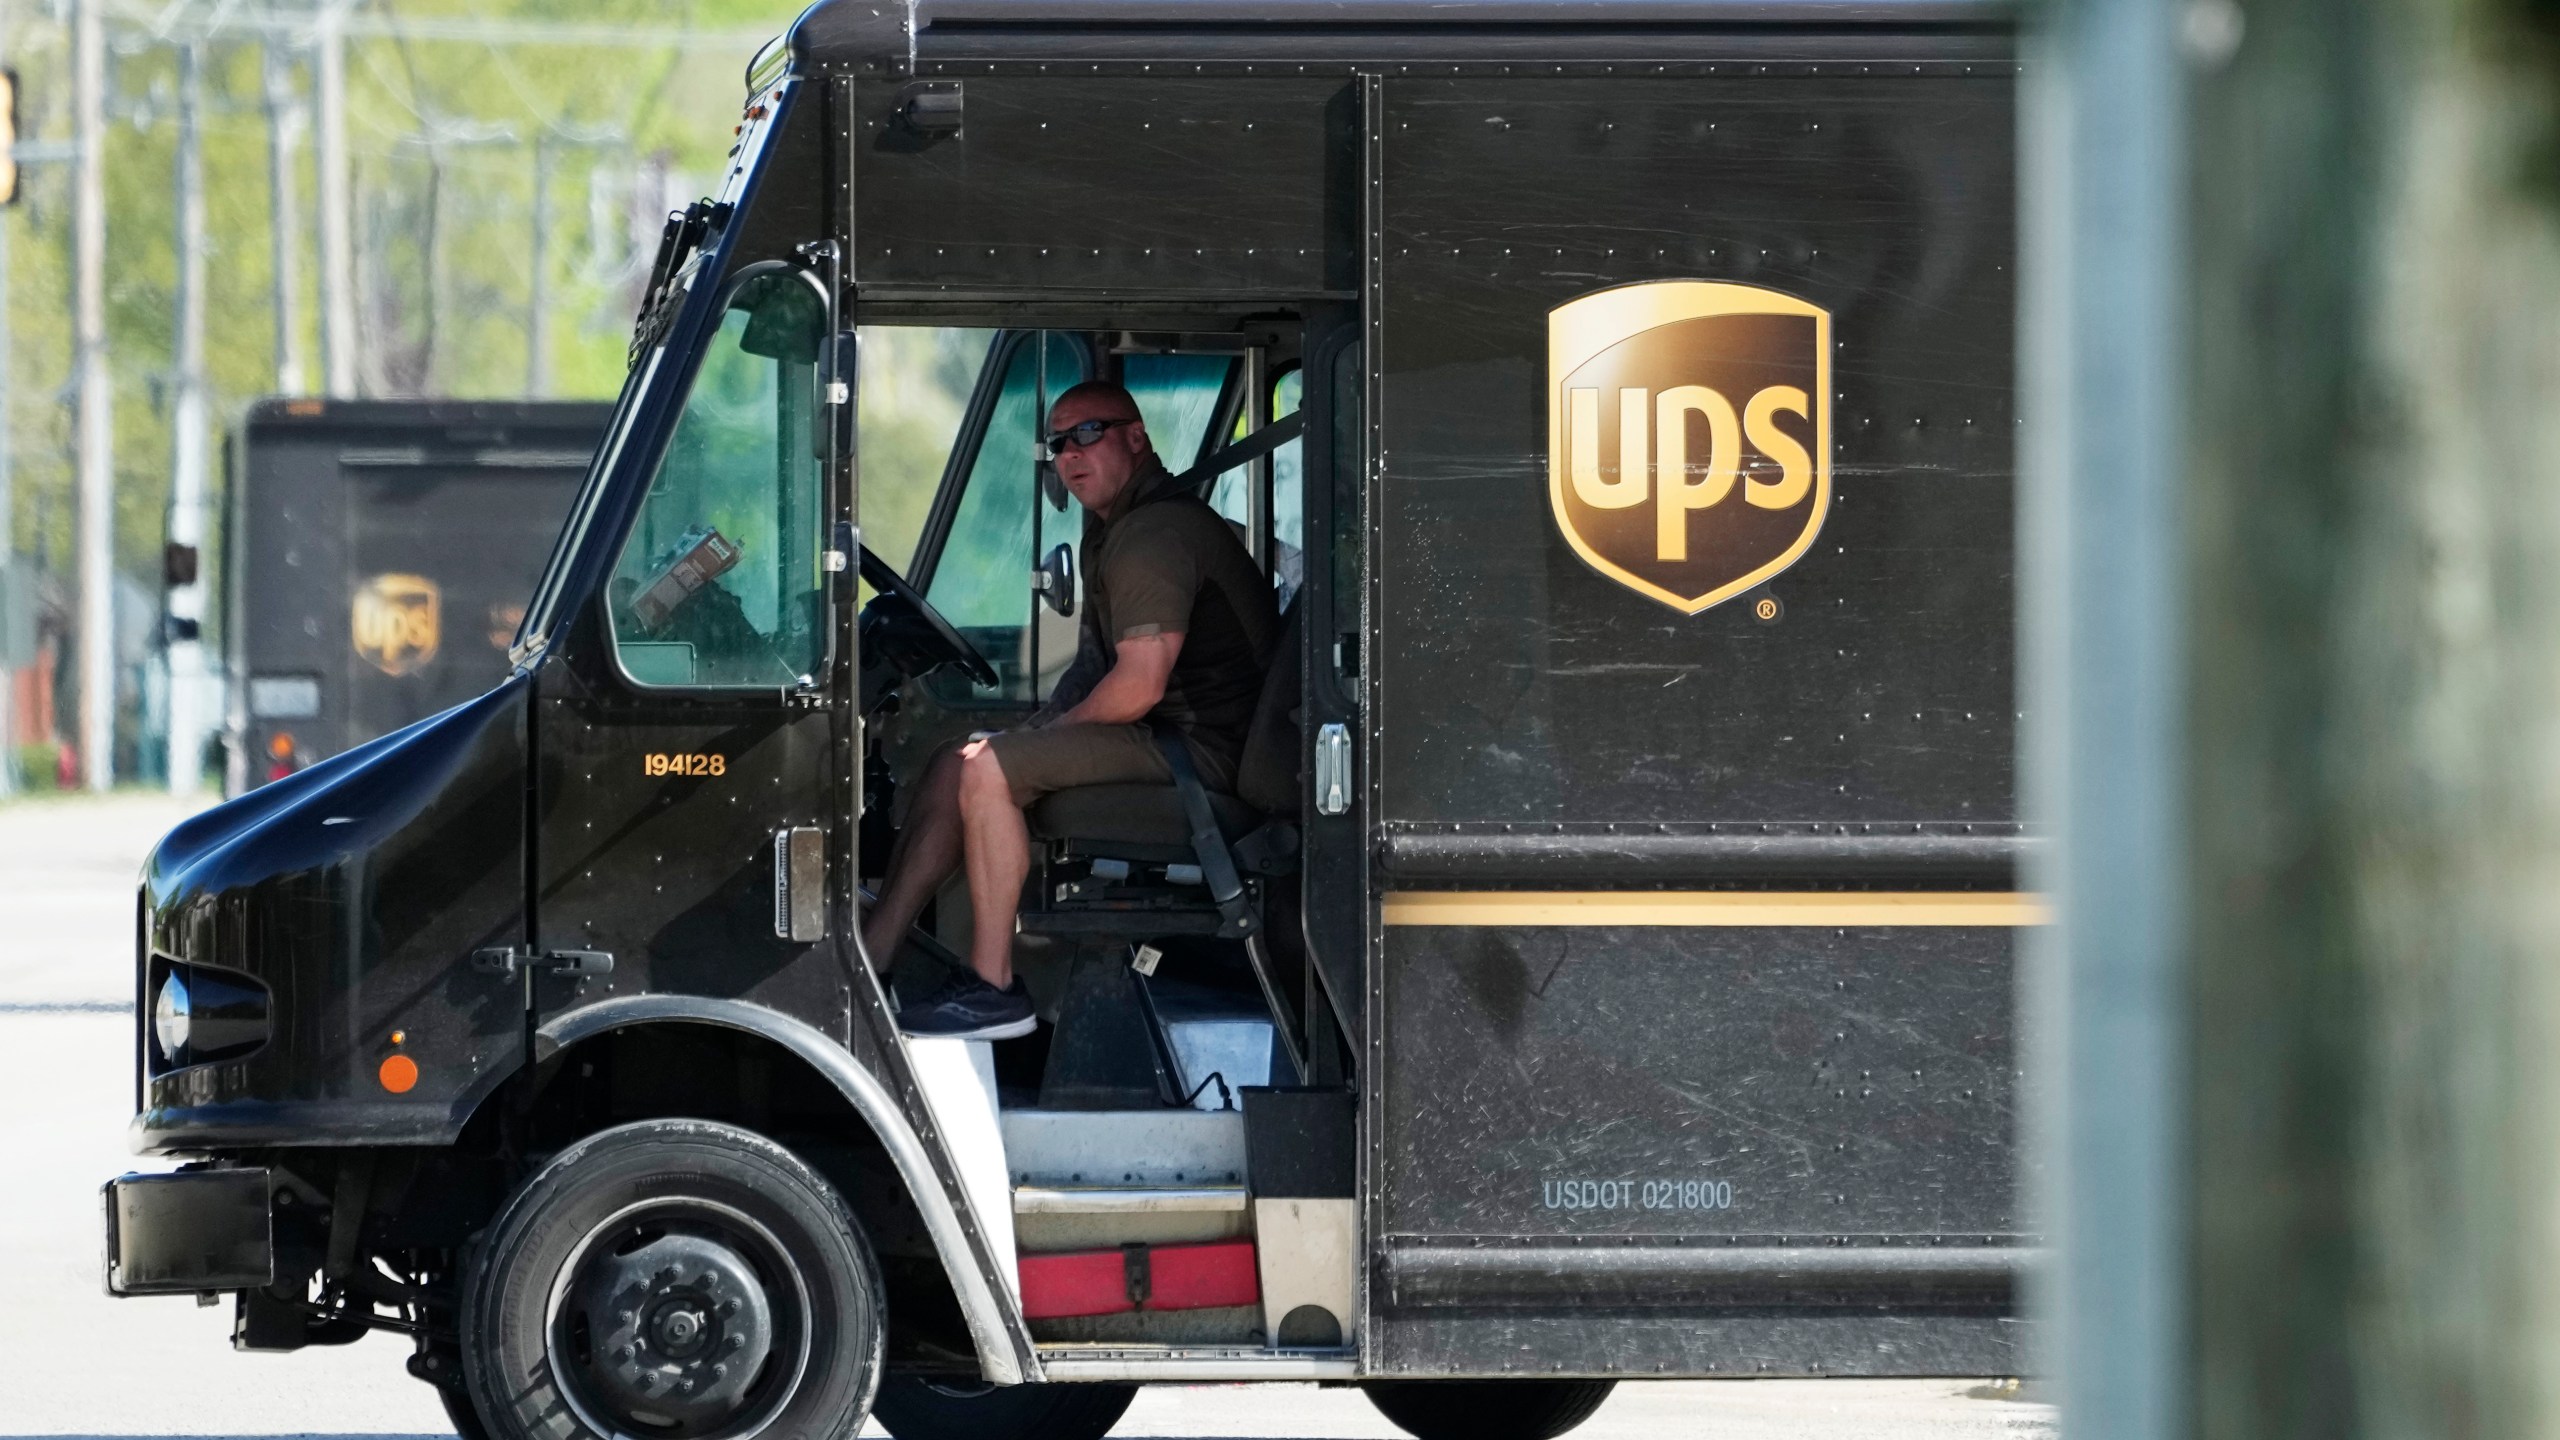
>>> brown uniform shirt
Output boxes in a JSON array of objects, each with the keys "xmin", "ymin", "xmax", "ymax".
[{"xmin": 1081, "ymin": 458, "xmax": 1280, "ymax": 776}]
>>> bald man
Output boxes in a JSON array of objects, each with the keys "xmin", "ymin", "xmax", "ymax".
[{"xmin": 865, "ymin": 381, "xmax": 1280, "ymax": 1039}]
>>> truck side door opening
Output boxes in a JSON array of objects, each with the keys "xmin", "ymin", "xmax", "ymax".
[
  {"xmin": 853, "ymin": 317, "xmax": 1357, "ymax": 1349},
  {"xmin": 855, "ymin": 322, "xmax": 1312, "ymax": 977}
]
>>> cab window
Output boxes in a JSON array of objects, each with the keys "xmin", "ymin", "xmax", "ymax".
[
  {"xmin": 607, "ymin": 270, "xmax": 828, "ymax": 688},
  {"xmin": 1204, "ymin": 366, "xmax": 1306, "ymax": 607},
  {"xmin": 1124, "ymin": 352, "xmax": 1233, "ymax": 472},
  {"xmin": 855, "ymin": 325, "xmax": 991, "ymax": 577},
  {"xmin": 855, "ymin": 328, "xmax": 1092, "ymax": 706},
  {"xmin": 919, "ymin": 334, "xmax": 1067, "ymax": 693},
  {"xmin": 1271, "ymin": 368, "xmax": 1306, "ymax": 556},
  {"xmin": 858, "ymin": 331, "xmax": 1296, "ymax": 708}
]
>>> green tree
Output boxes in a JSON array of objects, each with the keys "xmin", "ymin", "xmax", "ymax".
[{"xmin": 1, "ymin": 0, "xmax": 790, "ymax": 593}]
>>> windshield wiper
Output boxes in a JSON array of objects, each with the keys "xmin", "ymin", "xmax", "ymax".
[{"xmin": 628, "ymin": 199, "xmax": 731, "ymax": 368}]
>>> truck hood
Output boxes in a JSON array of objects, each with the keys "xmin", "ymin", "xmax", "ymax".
[
  {"xmin": 148, "ymin": 675, "xmax": 528, "ymax": 924},
  {"xmin": 135, "ymin": 672, "xmax": 531, "ymax": 1151}
]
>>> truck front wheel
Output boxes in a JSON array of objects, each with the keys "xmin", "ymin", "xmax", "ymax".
[
  {"xmin": 1361, "ymin": 1379, "xmax": 1618, "ymax": 1440},
  {"xmin": 460, "ymin": 1119, "xmax": 885, "ymax": 1440}
]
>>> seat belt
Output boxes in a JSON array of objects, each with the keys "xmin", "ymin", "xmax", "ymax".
[
  {"xmin": 1170, "ymin": 412, "xmax": 1306, "ymax": 494},
  {"xmin": 1149, "ymin": 722, "xmax": 1311, "ymax": 1081},
  {"xmin": 1148, "ymin": 723, "xmax": 1256, "ymax": 939}
]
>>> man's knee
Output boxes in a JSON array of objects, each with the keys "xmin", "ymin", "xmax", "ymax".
[{"xmin": 957, "ymin": 740, "xmax": 1013, "ymax": 811}]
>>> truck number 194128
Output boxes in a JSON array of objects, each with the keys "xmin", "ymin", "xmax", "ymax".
[{"xmin": 643, "ymin": 753, "xmax": 726, "ymax": 777}]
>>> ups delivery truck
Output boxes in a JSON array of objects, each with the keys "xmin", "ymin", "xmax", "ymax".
[
  {"xmin": 222, "ymin": 400, "xmax": 608, "ymax": 792},
  {"xmin": 105, "ymin": 6, "xmax": 2026, "ymax": 1440}
]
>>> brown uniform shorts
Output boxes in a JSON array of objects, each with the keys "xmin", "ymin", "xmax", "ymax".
[
  {"xmin": 985, "ymin": 724, "xmax": 1171, "ymax": 807},
  {"xmin": 983, "ymin": 723, "xmax": 1235, "ymax": 807}
]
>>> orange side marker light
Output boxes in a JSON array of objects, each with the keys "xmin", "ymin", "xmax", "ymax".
[{"xmin": 379, "ymin": 1054, "xmax": 419, "ymax": 1094}]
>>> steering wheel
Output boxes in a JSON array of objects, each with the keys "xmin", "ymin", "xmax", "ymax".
[{"xmin": 858, "ymin": 545, "xmax": 1001, "ymax": 689}]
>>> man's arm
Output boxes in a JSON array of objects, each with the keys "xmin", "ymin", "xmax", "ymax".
[{"xmin": 1053, "ymin": 631, "xmax": 1184, "ymax": 727}]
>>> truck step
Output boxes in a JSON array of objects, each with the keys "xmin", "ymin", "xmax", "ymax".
[
  {"xmin": 999, "ymin": 1107, "xmax": 1246, "ymax": 1188},
  {"xmin": 1015, "ymin": 1185, "xmax": 1248, "ymax": 1215}
]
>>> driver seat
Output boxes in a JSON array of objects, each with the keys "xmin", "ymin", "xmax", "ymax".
[
  {"xmin": 1024, "ymin": 602, "xmax": 1304, "ymax": 925},
  {"xmin": 1028, "ymin": 785, "xmax": 1263, "ymax": 863}
]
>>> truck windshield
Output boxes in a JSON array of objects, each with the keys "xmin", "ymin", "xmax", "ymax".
[{"xmin": 606, "ymin": 268, "xmax": 829, "ymax": 689}]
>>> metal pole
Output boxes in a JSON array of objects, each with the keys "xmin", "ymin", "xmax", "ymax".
[
  {"xmin": 1243, "ymin": 345, "xmax": 1269, "ymax": 574},
  {"xmin": 72, "ymin": 0, "xmax": 114, "ymax": 791},
  {"xmin": 527, "ymin": 133, "xmax": 550, "ymax": 396},
  {"xmin": 0, "ymin": 56, "xmax": 14, "ymax": 801},
  {"xmin": 264, "ymin": 34, "xmax": 307, "ymax": 395},
  {"xmin": 315, "ymin": 0, "xmax": 358, "ymax": 396},
  {"xmin": 164, "ymin": 38, "xmax": 210, "ymax": 797},
  {"xmin": 2021, "ymin": 0, "xmax": 2187, "ymax": 1435}
]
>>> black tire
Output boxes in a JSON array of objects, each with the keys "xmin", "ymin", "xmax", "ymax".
[
  {"xmin": 439, "ymin": 1381, "xmax": 494, "ymax": 1440},
  {"xmin": 1361, "ymin": 1379, "xmax": 1618, "ymax": 1440},
  {"xmin": 460, "ymin": 1119, "xmax": 885, "ymax": 1440},
  {"xmin": 869, "ymin": 1373, "xmax": 1138, "ymax": 1440}
]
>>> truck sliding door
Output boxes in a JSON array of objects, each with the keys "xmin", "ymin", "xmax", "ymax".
[{"xmin": 1365, "ymin": 65, "xmax": 2021, "ymax": 1376}]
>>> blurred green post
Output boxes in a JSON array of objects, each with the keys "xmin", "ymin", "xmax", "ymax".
[
  {"xmin": 2041, "ymin": 0, "xmax": 2560, "ymax": 1434},
  {"xmin": 2181, "ymin": 0, "xmax": 2560, "ymax": 1434}
]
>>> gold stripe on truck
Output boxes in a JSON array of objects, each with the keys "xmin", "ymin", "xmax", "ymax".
[{"xmin": 1379, "ymin": 891, "xmax": 2050, "ymax": 928}]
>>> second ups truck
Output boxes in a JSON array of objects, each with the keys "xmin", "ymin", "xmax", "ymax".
[{"xmin": 222, "ymin": 400, "xmax": 609, "ymax": 790}]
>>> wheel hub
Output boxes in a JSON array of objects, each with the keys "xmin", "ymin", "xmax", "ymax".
[{"xmin": 573, "ymin": 1229, "xmax": 775, "ymax": 1431}]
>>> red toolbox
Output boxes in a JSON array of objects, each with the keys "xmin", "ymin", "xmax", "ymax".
[{"xmin": 1018, "ymin": 1239, "xmax": 1260, "ymax": 1320}]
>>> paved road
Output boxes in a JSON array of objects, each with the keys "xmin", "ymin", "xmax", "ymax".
[{"xmin": 0, "ymin": 792, "xmax": 2055, "ymax": 1439}]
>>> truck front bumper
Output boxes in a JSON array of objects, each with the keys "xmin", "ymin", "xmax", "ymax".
[{"xmin": 102, "ymin": 1168, "xmax": 274, "ymax": 1297}]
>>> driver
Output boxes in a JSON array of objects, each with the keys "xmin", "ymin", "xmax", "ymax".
[{"xmin": 863, "ymin": 381, "xmax": 1281, "ymax": 1039}]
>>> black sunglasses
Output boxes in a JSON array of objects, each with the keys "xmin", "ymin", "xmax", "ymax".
[{"xmin": 1040, "ymin": 417, "xmax": 1135, "ymax": 458}]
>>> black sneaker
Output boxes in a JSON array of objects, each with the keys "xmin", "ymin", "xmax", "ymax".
[{"xmin": 897, "ymin": 970, "xmax": 1036, "ymax": 1041}]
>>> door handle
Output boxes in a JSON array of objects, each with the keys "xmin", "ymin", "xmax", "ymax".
[
  {"xmin": 471, "ymin": 947, "xmax": 616, "ymax": 979},
  {"xmin": 1314, "ymin": 723, "xmax": 1352, "ymax": 817},
  {"xmin": 774, "ymin": 826, "xmax": 827, "ymax": 942}
]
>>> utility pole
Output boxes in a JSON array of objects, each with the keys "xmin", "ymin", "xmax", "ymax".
[
  {"xmin": 315, "ymin": 0, "xmax": 358, "ymax": 396},
  {"xmin": 164, "ymin": 37, "xmax": 211, "ymax": 796},
  {"xmin": 0, "ymin": 43, "xmax": 16, "ymax": 800},
  {"xmin": 264, "ymin": 35, "xmax": 308, "ymax": 395},
  {"xmin": 527, "ymin": 134, "xmax": 550, "ymax": 397},
  {"xmin": 72, "ymin": 0, "xmax": 113, "ymax": 791}
]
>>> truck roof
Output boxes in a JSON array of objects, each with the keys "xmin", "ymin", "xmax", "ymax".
[{"xmin": 794, "ymin": 0, "xmax": 2017, "ymax": 73}]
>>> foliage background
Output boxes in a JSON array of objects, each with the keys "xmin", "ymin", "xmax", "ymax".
[{"xmin": 0, "ymin": 0, "xmax": 795, "ymax": 587}]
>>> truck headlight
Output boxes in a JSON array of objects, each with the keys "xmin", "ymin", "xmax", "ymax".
[
  {"xmin": 147, "ymin": 961, "xmax": 269, "ymax": 1072},
  {"xmin": 152, "ymin": 969, "xmax": 191, "ymax": 1064}
]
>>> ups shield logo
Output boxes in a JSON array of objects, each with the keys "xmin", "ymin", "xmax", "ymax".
[
  {"xmin": 1549, "ymin": 281, "xmax": 1832, "ymax": 614},
  {"xmin": 352, "ymin": 573, "xmax": 441, "ymax": 676}
]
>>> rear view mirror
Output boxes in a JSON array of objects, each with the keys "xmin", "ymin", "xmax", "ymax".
[
  {"xmin": 1035, "ymin": 542, "xmax": 1076, "ymax": 618},
  {"xmin": 735, "ymin": 271, "xmax": 825, "ymax": 362}
]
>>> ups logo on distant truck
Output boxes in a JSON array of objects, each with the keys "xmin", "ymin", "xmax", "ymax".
[
  {"xmin": 352, "ymin": 573, "xmax": 441, "ymax": 676},
  {"xmin": 1549, "ymin": 281, "xmax": 1832, "ymax": 614}
]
